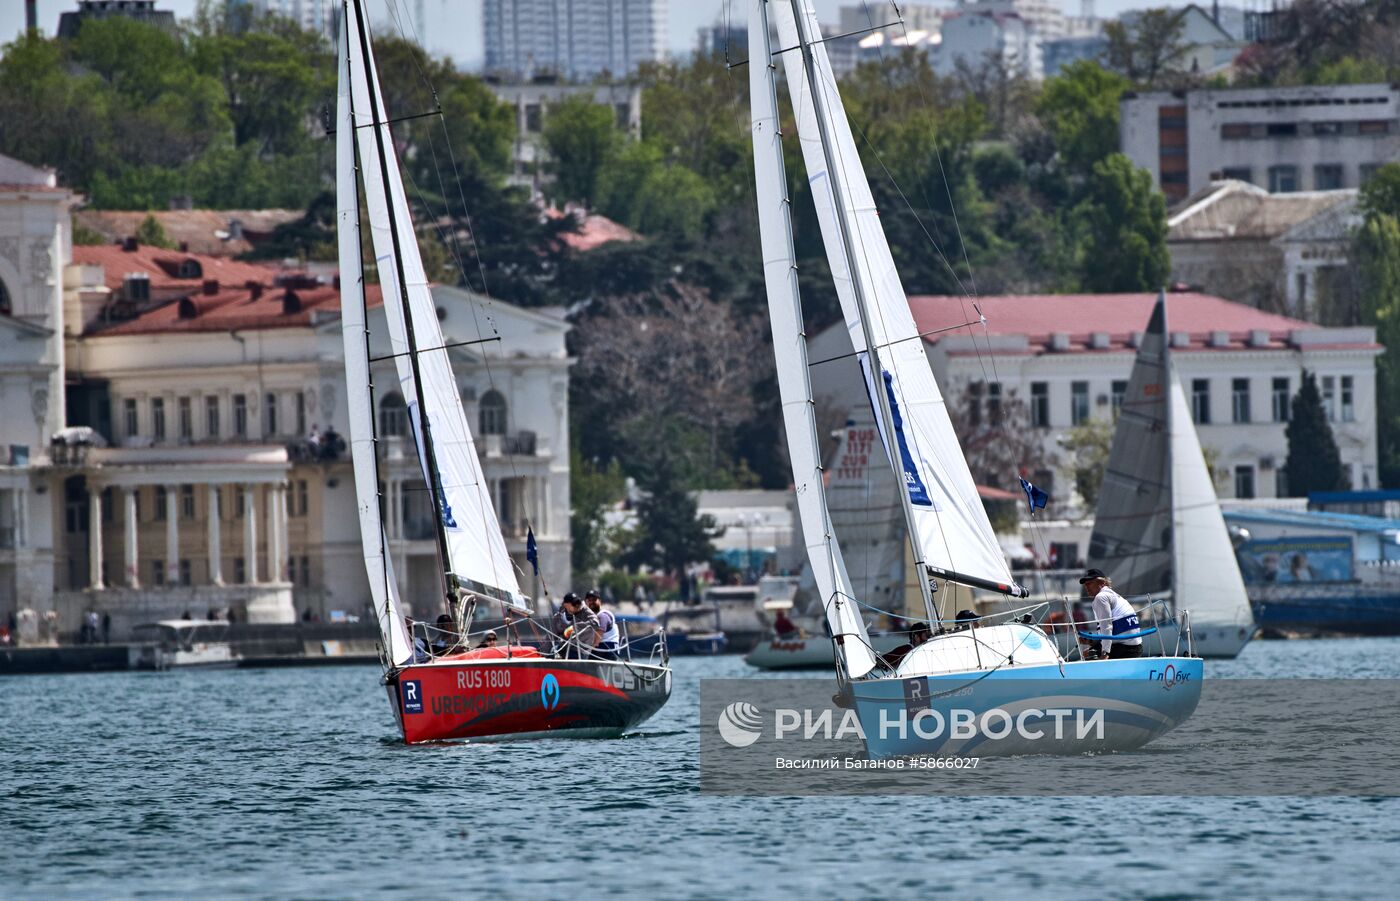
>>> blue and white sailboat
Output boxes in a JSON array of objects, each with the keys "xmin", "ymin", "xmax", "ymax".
[{"xmin": 748, "ymin": 0, "xmax": 1202, "ymax": 758}]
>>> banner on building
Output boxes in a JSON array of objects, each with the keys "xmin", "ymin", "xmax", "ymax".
[{"xmin": 1235, "ymin": 535, "xmax": 1353, "ymax": 584}]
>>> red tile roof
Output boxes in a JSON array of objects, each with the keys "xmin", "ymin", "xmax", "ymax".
[
  {"xmin": 73, "ymin": 241, "xmax": 280, "ymax": 295},
  {"xmin": 907, "ymin": 291, "xmax": 1374, "ymax": 354},
  {"xmin": 73, "ymin": 209, "xmax": 303, "ymax": 257},
  {"xmin": 93, "ymin": 283, "xmax": 383, "ymax": 336},
  {"xmin": 543, "ymin": 206, "xmax": 639, "ymax": 252}
]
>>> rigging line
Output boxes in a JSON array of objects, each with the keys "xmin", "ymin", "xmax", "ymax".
[
  {"xmin": 328, "ymin": 108, "xmax": 444, "ymax": 134},
  {"xmin": 770, "ymin": 20, "xmax": 906, "ymax": 57},
  {"xmin": 369, "ymin": 335, "xmax": 501, "ymax": 363},
  {"xmin": 384, "ymin": 0, "xmax": 536, "ymax": 598},
  {"xmin": 806, "ymin": 316, "xmax": 983, "ymax": 367}
]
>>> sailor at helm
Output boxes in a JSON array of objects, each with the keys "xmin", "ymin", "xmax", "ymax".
[{"xmin": 1079, "ymin": 568, "xmax": 1143, "ymax": 660}]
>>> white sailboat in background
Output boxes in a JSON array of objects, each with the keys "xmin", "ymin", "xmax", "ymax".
[
  {"xmin": 1087, "ymin": 292, "xmax": 1257, "ymax": 658},
  {"xmin": 336, "ymin": 0, "xmax": 669, "ymax": 743},
  {"xmin": 748, "ymin": 0, "xmax": 1202, "ymax": 758}
]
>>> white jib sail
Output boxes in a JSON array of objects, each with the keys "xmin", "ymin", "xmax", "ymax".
[
  {"xmin": 750, "ymin": 0, "xmax": 876, "ymax": 678},
  {"xmin": 1168, "ymin": 373, "xmax": 1255, "ymax": 630},
  {"xmin": 336, "ymin": 14, "xmax": 413, "ymax": 667},
  {"xmin": 774, "ymin": 0, "xmax": 1021, "ymax": 594},
  {"xmin": 343, "ymin": 0, "xmax": 523, "ymax": 606}
]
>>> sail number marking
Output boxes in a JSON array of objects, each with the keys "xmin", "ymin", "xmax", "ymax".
[{"xmin": 457, "ymin": 668, "xmax": 513, "ymax": 689}]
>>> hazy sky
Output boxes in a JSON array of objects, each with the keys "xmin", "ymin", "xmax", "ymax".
[{"xmin": 4, "ymin": 1, "xmax": 1197, "ymax": 69}]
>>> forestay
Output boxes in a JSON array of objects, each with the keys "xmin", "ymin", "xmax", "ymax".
[
  {"xmin": 335, "ymin": 8, "xmax": 412, "ymax": 667},
  {"xmin": 1086, "ymin": 296, "xmax": 1173, "ymax": 596},
  {"xmin": 342, "ymin": 0, "xmax": 523, "ymax": 607},
  {"xmin": 773, "ymin": 0, "xmax": 1021, "ymax": 595},
  {"xmin": 749, "ymin": 0, "xmax": 876, "ymax": 679}
]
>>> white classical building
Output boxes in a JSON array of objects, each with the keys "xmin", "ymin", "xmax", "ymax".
[
  {"xmin": 0, "ymin": 160, "xmax": 572, "ymax": 641},
  {"xmin": 808, "ymin": 291, "xmax": 1382, "ymax": 516}
]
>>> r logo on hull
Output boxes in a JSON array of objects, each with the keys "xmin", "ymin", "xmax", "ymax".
[{"xmin": 401, "ymin": 679, "xmax": 423, "ymax": 714}]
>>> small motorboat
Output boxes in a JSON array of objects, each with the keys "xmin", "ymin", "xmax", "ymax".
[{"xmin": 130, "ymin": 620, "xmax": 237, "ymax": 670}]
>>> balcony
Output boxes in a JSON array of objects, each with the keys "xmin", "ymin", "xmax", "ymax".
[{"xmin": 481, "ymin": 431, "xmax": 538, "ymax": 458}]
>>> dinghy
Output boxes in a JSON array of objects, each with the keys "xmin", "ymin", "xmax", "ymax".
[
  {"xmin": 748, "ymin": 0, "xmax": 1201, "ymax": 758},
  {"xmin": 335, "ymin": 0, "xmax": 670, "ymax": 743}
]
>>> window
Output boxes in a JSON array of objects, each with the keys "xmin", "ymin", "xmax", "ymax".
[
  {"xmin": 986, "ymin": 382, "xmax": 1003, "ymax": 422},
  {"xmin": 178, "ymin": 397, "xmax": 193, "ymax": 441},
  {"xmin": 1234, "ymin": 465, "xmax": 1256, "ymax": 499},
  {"xmin": 1359, "ymin": 120, "xmax": 1389, "ymax": 135},
  {"xmin": 1314, "ymin": 164, "xmax": 1344, "ymax": 190},
  {"xmin": 233, "ymin": 394, "xmax": 247, "ymax": 438},
  {"xmin": 295, "ymin": 391, "xmax": 307, "ymax": 435},
  {"xmin": 1111, "ymin": 380, "xmax": 1128, "ymax": 415},
  {"xmin": 264, "ymin": 392, "xmax": 278, "ymax": 437},
  {"xmin": 380, "ymin": 392, "xmax": 408, "ymax": 437},
  {"xmin": 1268, "ymin": 165, "xmax": 1298, "ymax": 193},
  {"xmin": 1071, "ymin": 381, "xmax": 1090, "ymax": 425},
  {"xmin": 966, "ymin": 382, "xmax": 984, "ymax": 427},
  {"xmin": 151, "ymin": 398, "xmax": 166, "ymax": 441},
  {"xmin": 1221, "ymin": 122, "xmax": 1252, "ymax": 139},
  {"xmin": 1362, "ymin": 163, "xmax": 1383, "ymax": 183},
  {"xmin": 294, "ymin": 479, "xmax": 309, "ymax": 517},
  {"xmin": 123, "ymin": 399, "xmax": 138, "ymax": 438},
  {"xmin": 179, "ymin": 559, "xmax": 192, "ymax": 586},
  {"xmin": 1341, "ymin": 375, "xmax": 1354, "ymax": 421},
  {"xmin": 234, "ymin": 485, "xmax": 246, "ymax": 518},
  {"xmin": 1030, "ymin": 382, "xmax": 1049, "ymax": 428},
  {"xmin": 1221, "ymin": 166, "xmax": 1252, "ymax": 183},
  {"xmin": 151, "ymin": 559, "xmax": 165, "ymax": 587},
  {"xmin": 154, "ymin": 485, "xmax": 167, "ymax": 521},
  {"xmin": 181, "ymin": 484, "xmax": 195, "ymax": 519},
  {"xmin": 205, "ymin": 396, "xmax": 220, "ymax": 439},
  {"xmin": 1272, "ymin": 377, "xmax": 1290, "ymax": 422},
  {"xmin": 1275, "ymin": 469, "xmax": 1289, "ymax": 498},
  {"xmin": 1311, "ymin": 121, "xmax": 1342, "ymax": 136},
  {"xmin": 1321, "ymin": 376, "xmax": 1336, "ymax": 420},
  {"xmin": 1266, "ymin": 122, "xmax": 1298, "ymax": 137},
  {"xmin": 1232, "ymin": 378, "xmax": 1251, "ymax": 423},
  {"xmin": 234, "ymin": 557, "xmax": 246, "ymax": 584},
  {"xmin": 1192, "ymin": 379, "xmax": 1211, "ymax": 424},
  {"xmin": 524, "ymin": 103, "xmax": 542, "ymax": 133},
  {"xmin": 479, "ymin": 390, "xmax": 507, "ymax": 436}
]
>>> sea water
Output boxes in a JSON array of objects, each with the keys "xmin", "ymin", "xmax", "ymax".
[{"xmin": 4, "ymin": 639, "xmax": 1398, "ymax": 899}]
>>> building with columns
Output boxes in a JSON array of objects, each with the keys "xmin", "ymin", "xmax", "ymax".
[{"xmin": 0, "ymin": 155, "xmax": 573, "ymax": 641}]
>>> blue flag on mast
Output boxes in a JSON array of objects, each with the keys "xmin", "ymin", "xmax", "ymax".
[
  {"xmin": 525, "ymin": 527, "xmax": 539, "ymax": 577},
  {"xmin": 1020, "ymin": 478, "xmax": 1048, "ymax": 515}
]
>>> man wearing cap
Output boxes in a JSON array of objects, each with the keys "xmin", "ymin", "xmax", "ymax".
[
  {"xmin": 1079, "ymin": 569, "xmax": 1143, "ymax": 660},
  {"xmin": 559, "ymin": 592, "xmax": 600, "ymax": 659}
]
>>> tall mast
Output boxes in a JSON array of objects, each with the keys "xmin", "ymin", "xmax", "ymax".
[
  {"xmin": 348, "ymin": 0, "xmax": 455, "ymax": 603},
  {"xmin": 1161, "ymin": 289, "xmax": 1179, "ymax": 611},
  {"xmin": 787, "ymin": 0, "xmax": 940, "ymax": 627}
]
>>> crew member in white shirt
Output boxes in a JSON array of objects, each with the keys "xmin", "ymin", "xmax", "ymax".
[{"xmin": 1079, "ymin": 568, "xmax": 1144, "ymax": 660}]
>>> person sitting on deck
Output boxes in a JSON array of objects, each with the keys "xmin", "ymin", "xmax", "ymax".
[
  {"xmin": 559, "ymin": 593, "xmax": 600, "ymax": 659},
  {"xmin": 772, "ymin": 608, "xmax": 799, "ymax": 640},
  {"xmin": 431, "ymin": 614, "xmax": 458, "ymax": 656},
  {"xmin": 479, "ymin": 629, "xmax": 498, "ymax": 650},
  {"xmin": 586, "ymin": 589, "xmax": 619, "ymax": 660},
  {"xmin": 881, "ymin": 622, "xmax": 933, "ymax": 669},
  {"xmin": 954, "ymin": 609, "xmax": 980, "ymax": 631},
  {"xmin": 406, "ymin": 617, "xmax": 431, "ymax": 663},
  {"xmin": 1079, "ymin": 568, "xmax": 1144, "ymax": 660}
]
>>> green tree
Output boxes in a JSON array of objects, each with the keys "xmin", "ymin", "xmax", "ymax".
[
  {"xmin": 618, "ymin": 433, "xmax": 722, "ymax": 577},
  {"xmin": 1036, "ymin": 60, "xmax": 1131, "ymax": 174},
  {"xmin": 135, "ymin": 214, "xmax": 174, "ymax": 248},
  {"xmin": 1353, "ymin": 187, "xmax": 1400, "ymax": 486},
  {"xmin": 542, "ymin": 96, "xmax": 622, "ymax": 208},
  {"xmin": 1074, "ymin": 153, "xmax": 1169, "ymax": 292},
  {"xmin": 1284, "ymin": 372, "xmax": 1349, "ymax": 496},
  {"xmin": 1103, "ymin": 9, "xmax": 1193, "ymax": 88},
  {"xmin": 1059, "ymin": 420, "xmax": 1115, "ymax": 509},
  {"xmin": 570, "ymin": 448, "xmax": 627, "ymax": 580},
  {"xmin": 1360, "ymin": 161, "xmax": 1400, "ymax": 221}
]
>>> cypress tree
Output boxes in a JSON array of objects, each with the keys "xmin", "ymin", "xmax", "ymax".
[{"xmin": 1283, "ymin": 371, "xmax": 1349, "ymax": 496}]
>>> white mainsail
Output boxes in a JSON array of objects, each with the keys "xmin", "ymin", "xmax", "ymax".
[
  {"xmin": 749, "ymin": 0, "xmax": 876, "ymax": 678},
  {"xmin": 1169, "ymin": 373, "xmax": 1255, "ymax": 632},
  {"xmin": 335, "ymin": 8, "xmax": 412, "ymax": 667},
  {"xmin": 341, "ymin": 0, "xmax": 524, "ymax": 607},
  {"xmin": 773, "ymin": 0, "xmax": 1023, "ymax": 597}
]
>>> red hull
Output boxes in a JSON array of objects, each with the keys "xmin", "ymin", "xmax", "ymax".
[{"xmin": 386, "ymin": 657, "xmax": 672, "ymax": 744}]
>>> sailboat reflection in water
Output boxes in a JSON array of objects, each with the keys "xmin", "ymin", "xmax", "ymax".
[
  {"xmin": 335, "ymin": 0, "xmax": 670, "ymax": 744},
  {"xmin": 747, "ymin": 0, "xmax": 1202, "ymax": 758}
]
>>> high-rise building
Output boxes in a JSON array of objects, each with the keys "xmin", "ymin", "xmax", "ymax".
[
  {"xmin": 483, "ymin": 0, "xmax": 667, "ymax": 82},
  {"xmin": 227, "ymin": 0, "xmax": 338, "ymax": 41}
]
